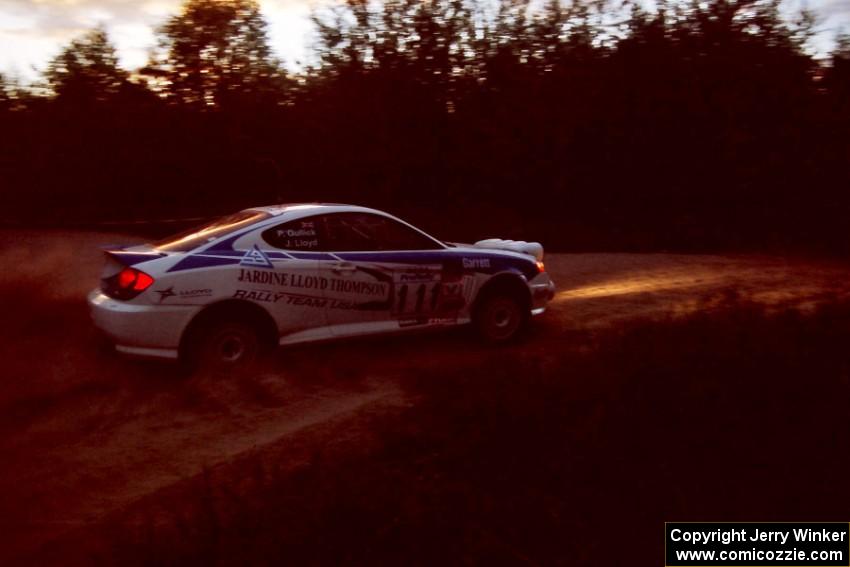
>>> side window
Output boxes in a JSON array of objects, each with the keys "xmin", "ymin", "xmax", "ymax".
[
  {"xmin": 323, "ymin": 213, "xmax": 441, "ymax": 251},
  {"xmin": 261, "ymin": 217, "xmax": 324, "ymax": 251}
]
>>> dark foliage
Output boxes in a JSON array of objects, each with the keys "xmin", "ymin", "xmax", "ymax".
[
  {"xmin": 1, "ymin": 0, "xmax": 848, "ymax": 252},
  {"xmin": 149, "ymin": 0, "xmax": 288, "ymax": 108},
  {"xmin": 45, "ymin": 27, "xmax": 130, "ymax": 105}
]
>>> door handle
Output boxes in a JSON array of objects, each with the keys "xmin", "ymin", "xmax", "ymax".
[{"xmin": 331, "ymin": 262, "xmax": 357, "ymax": 274}]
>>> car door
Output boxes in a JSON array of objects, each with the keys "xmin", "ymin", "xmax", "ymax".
[
  {"xmin": 248, "ymin": 216, "xmax": 330, "ymax": 344},
  {"xmin": 316, "ymin": 212, "xmax": 466, "ymax": 337}
]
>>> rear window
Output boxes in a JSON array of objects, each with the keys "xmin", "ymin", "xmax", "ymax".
[{"xmin": 154, "ymin": 211, "xmax": 270, "ymax": 252}]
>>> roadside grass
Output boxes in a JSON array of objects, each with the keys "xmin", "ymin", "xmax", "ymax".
[{"xmin": 78, "ymin": 297, "xmax": 850, "ymax": 566}]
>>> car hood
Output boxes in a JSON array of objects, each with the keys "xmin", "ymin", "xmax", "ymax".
[{"xmin": 471, "ymin": 239, "xmax": 544, "ymax": 261}]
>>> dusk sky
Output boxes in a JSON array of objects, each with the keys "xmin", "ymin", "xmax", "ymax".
[{"xmin": 1, "ymin": 0, "xmax": 848, "ymax": 82}]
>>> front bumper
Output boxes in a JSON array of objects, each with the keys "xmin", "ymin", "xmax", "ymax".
[
  {"xmin": 529, "ymin": 273, "xmax": 556, "ymax": 314},
  {"xmin": 88, "ymin": 290, "xmax": 198, "ymax": 360}
]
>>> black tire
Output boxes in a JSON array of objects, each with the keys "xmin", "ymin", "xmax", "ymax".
[
  {"xmin": 473, "ymin": 290, "xmax": 529, "ymax": 343},
  {"xmin": 185, "ymin": 317, "xmax": 263, "ymax": 374}
]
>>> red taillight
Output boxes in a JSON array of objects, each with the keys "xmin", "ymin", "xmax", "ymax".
[
  {"xmin": 118, "ymin": 268, "xmax": 136, "ymax": 288},
  {"xmin": 103, "ymin": 267, "xmax": 155, "ymax": 300},
  {"xmin": 536, "ymin": 260, "xmax": 545, "ymax": 273},
  {"xmin": 132, "ymin": 271, "xmax": 154, "ymax": 291}
]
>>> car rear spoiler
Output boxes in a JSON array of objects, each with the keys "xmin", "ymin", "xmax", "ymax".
[{"xmin": 101, "ymin": 246, "xmax": 166, "ymax": 267}]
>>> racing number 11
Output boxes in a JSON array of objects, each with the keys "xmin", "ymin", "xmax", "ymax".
[{"xmin": 396, "ymin": 282, "xmax": 441, "ymax": 314}]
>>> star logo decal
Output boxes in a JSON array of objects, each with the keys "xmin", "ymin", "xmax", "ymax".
[{"xmin": 156, "ymin": 286, "xmax": 176, "ymax": 302}]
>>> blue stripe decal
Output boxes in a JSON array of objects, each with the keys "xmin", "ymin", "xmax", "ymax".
[
  {"xmin": 168, "ymin": 255, "xmax": 241, "ymax": 272},
  {"xmin": 166, "ymin": 249, "xmax": 536, "ymax": 278},
  {"xmin": 200, "ymin": 250, "xmax": 243, "ymax": 257},
  {"xmin": 288, "ymin": 252, "xmax": 336, "ymax": 260},
  {"xmin": 334, "ymin": 252, "xmax": 447, "ymax": 263},
  {"xmin": 199, "ymin": 249, "xmax": 292, "ymax": 259},
  {"xmin": 334, "ymin": 251, "xmax": 537, "ymax": 278}
]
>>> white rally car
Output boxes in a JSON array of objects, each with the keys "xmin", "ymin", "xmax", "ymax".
[{"xmin": 89, "ymin": 204, "xmax": 555, "ymax": 369}]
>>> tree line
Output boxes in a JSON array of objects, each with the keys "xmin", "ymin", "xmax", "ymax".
[{"xmin": 1, "ymin": 0, "xmax": 848, "ymax": 252}]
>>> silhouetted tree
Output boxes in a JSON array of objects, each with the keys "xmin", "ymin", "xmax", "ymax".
[
  {"xmin": 1, "ymin": 0, "xmax": 848, "ymax": 253},
  {"xmin": 151, "ymin": 0, "xmax": 285, "ymax": 107},
  {"xmin": 45, "ymin": 27, "xmax": 128, "ymax": 104},
  {"xmin": 0, "ymin": 73, "xmax": 9, "ymax": 112},
  {"xmin": 823, "ymin": 34, "xmax": 850, "ymax": 109}
]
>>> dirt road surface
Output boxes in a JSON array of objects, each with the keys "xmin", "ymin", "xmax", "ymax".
[{"xmin": 1, "ymin": 230, "xmax": 849, "ymax": 563}]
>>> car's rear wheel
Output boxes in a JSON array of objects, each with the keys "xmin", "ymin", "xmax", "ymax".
[
  {"xmin": 186, "ymin": 319, "xmax": 263, "ymax": 374},
  {"xmin": 473, "ymin": 291, "xmax": 528, "ymax": 343}
]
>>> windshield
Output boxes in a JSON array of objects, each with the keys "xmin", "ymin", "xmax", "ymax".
[{"xmin": 154, "ymin": 211, "xmax": 270, "ymax": 252}]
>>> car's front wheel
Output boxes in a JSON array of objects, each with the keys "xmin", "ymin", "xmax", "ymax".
[{"xmin": 473, "ymin": 290, "xmax": 528, "ymax": 343}]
